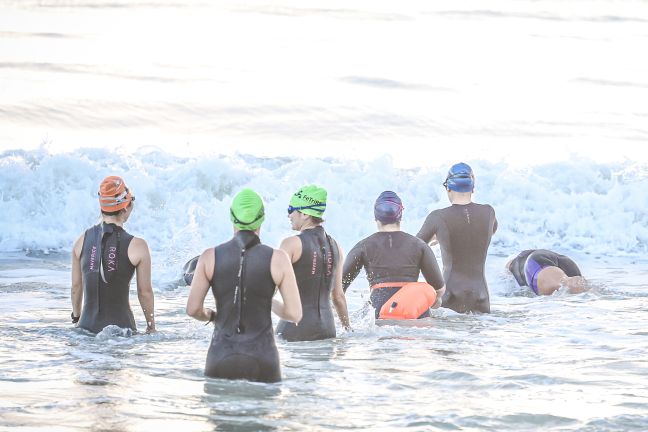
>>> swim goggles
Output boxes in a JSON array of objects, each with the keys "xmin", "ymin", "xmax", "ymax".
[
  {"xmin": 442, "ymin": 173, "xmax": 472, "ymax": 190},
  {"xmin": 98, "ymin": 187, "xmax": 135, "ymax": 207},
  {"xmin": 287, "ymin": 203, "xmax": 326, "ymax": 215},
  {"xmin": 230, "ymin": 208, "xmax": 265, "ymax": 226}
]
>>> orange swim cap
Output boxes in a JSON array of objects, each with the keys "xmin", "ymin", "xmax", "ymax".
[{"xmin": 98, "ymin": 176, "xmax": 133, "ymax": 212}]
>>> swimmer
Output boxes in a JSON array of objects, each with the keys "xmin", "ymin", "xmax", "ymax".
[
  {"xmin": 343, "ymin": 191, "xmax": 445, "ymax": 320},
  {"xmin": 186, "ymin": 188, "xmax": 302, "ymax": 383},
  {"xmin": 417, "ymin": 162, "xmax": 497, "ymax": 313},
  {"xmin": 275, "ymin": 185, "xmax": 350, "ymax": 341},
  {"xmin": 506, "ymin": 249, "xmax": 587, "ymax": 295},
  {"xmin": 71, "ymin": 176, "xmax": 156, "ymax": 334}
]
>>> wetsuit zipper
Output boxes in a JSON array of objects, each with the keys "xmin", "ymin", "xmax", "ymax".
[{"xmin": 234, "ymin": 247, "xmax": 246, "ymax": 333}]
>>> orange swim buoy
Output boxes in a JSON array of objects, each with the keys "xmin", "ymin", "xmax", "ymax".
[{"xmin": 378, "ymin": 282, "xmax": 437, "ymax": 320}]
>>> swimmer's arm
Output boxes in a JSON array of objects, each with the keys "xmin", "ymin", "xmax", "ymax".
[
  {"xmin": 131, "ymin": 238, "xmax": 156, "ymax": 333},
  {"xmin": 331, "ymin": 244, "xmax": 350, "ymax": 329},
  {"xmin": 270, "ymin": 249, "xmax": 302, "ymax": 323},
  {"xmin": 416, "ymin": 212, "xmax": 439, "ymax": 246},
  {"xmin": 70, "ymin": 234, "xmax": 84, "ymax": 320},
  {"xmin": 341, "ymin": 241, "xmax": 364, "ymax": 293},
  {"xmin": 430, "ymin": 286, "xmax": 446, "ymax": 309},
  {"xmin": 279, "ymin": 236, "xmax": 302, "ymax": 264},
  {"xmin": 186, "ymin": 248, "xmax": 217, "ymax": 323},
  {"xmin": 420, "ymin": 244, "xmax": 445, "ymax": 308}
]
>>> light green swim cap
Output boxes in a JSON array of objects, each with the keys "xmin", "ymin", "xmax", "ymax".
[
  {"xmin": 289, "ymin": 185, "xmax": 327, "ymax": 218},
  {"xmin": 230, "ymin": 188, "xmax": 265, "ymax": 231}
]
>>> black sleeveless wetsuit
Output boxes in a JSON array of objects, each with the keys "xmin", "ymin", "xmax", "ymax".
[
  {"xmin": 205, "ymin": 231, "xmax": 281, "ymax": 383},
  {"xmin": 78, "ymin": 223, "xmax": 137, "ymax": 334},
  {"xmin": 417, "ymin": 203, "xmax": 497, "ymax": 314},
  {"xmin": 276, "ymin": 226, "xmax": 339, "ymax": 341},
  {"xmin": 183, "ymin": 255, "xmax": 199, "ymax": 286},
  {"xmin": 342, "ymin": 231, "xmax": 444, "ymax": 319},
  {"xmin": 508, "ymin": 249, "xmax": 582, "ymax": 294}
]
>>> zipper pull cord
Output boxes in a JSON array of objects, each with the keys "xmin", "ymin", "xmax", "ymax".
[{"xmin": 235, "ymin": 248, "xmax": 245, "ymax": 333}]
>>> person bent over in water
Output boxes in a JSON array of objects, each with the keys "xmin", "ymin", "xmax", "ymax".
[
  {"xmin": 417, "ymin": 163, "xmax": 497, "ymax": 314},
  {"xmin": 343, "ymin": 191, "xmax": 445, "ymax": 320},
  {"xmin": 506, "ymin": 249, "xmax": 587, "ymax": 295},
  {"xmin": 71, "ymin": 176, "xmax": 156, "ymax": 334},
  {"xmin": 186, "ymin": 188, "xmax": 302, "ymax": 383},
  {"xmin": 276, "ymin": 185, "xmax": 350, "ymax": 341}
]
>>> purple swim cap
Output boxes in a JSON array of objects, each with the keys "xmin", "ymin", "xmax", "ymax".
[{"xmin": 374, "ymin": 191, "xmax": 403, "ymax": 224}]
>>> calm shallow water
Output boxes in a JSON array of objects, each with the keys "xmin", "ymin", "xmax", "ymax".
[{"xmin": 1, "ymin": 252, "xmax": 647, "ymax": 431}]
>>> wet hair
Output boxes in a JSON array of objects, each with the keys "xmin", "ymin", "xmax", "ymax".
[
  {"xmin": 101, "ymin": 201, "xmax": 132, "ymax": 216},
  {"xmin": 102, "ymin": 209, "xmax": 123, "ymax": 217},
  {"xmin": 376, "ymin": 218, "xmax": 400, "ymax": 226},
  {"xmin": 308, "ymin": 215, "xmax": 324, "ymax": 224}
]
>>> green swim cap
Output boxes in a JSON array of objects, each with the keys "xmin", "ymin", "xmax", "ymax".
[
  {"xmin": 289, "ymin": 185, "xmax": 327, "ymax": 218},
  {"xmin": 230, "ymin": 188, "xmax": 265, "ymax": 231}
]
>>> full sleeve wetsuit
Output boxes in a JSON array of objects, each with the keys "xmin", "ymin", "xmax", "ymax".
[
  {"xmin": 417, "ymin": 202, "xmax": 497, "ymax": 313},
  {"xmin": 342, "ymin": 231, "xmax": 444, "ymax": 319},
  {"xmin": 508, "ymin": 249, "xmax": 581, "ymax": 294}
]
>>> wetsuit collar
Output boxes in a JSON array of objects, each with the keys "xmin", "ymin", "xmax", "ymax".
[{"xmin": 234, "ymin": 230, "xmax": 261, "ymax": 250}]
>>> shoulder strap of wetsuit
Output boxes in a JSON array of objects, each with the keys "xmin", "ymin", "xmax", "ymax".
[
  {"xmin": 326, "ymin": 233, "xmax": 339, "ymax": 271},
  {"xmin": 82, "ymin": 224, "xmax": 103, "ymax": 316},
  {"xmin": 207, "ymin": 249, "xmax": 215, "ymax": 286},
  {"xmin": 83, "ymin": 224, "xmax": 103, "ymax": 275}
]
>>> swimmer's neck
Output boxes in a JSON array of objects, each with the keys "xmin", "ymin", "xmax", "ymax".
[
  {"xmin": 377, "ymin": 223, "xmax": 400, "ymax": 232},
  {"xmin": 447, "ymin": 190, "xmax": 472, "ymax": 205},
  {"xmin": 102, "ymin": 215, "xmax": 125, "ymax": 227}
]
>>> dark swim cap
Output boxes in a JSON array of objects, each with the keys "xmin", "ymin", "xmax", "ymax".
[
  {"xmin": 444, "ymin": 162, "xmax": 474, "ymax": 192},
  {"xmin": 374, "ymin": 191, "xmax": 403, "ymax": 224}
]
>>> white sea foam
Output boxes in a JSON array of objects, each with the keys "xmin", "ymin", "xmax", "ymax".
[{"xmin": 2, "ymin": 148, "xmax": 647, "ymax": 282}]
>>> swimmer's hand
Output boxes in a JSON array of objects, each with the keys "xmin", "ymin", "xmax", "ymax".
[
  {"xmin": 431, "ymin": 286, "xmax": 445, "ymax": 309},
  {"xmin": 204, "ymin": 309, "xmax": 217, "ymax": 326}
]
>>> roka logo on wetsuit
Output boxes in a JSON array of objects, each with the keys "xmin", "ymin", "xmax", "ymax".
[
  {"xmin": 106, "ymin": 246, "xmax": 117, "ymax": 271},
  {"xmin": 326, "ymin": 251, "xmax": 333, "ymax": 276}
]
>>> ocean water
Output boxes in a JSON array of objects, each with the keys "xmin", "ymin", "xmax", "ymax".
[{"xmin": 2, "ymin": 0, "xmax": 648, "ymax": 431}]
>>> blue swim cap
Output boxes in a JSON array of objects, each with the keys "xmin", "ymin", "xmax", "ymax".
[
  {"xmin": 374, "ymin": 191, "xmax": 403, "ymax": 224},
  {"xmin": 444, "ymin": 162, "xmax": 474, "ymax": 192}
]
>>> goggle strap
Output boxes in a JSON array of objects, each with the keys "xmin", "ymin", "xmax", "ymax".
[
  {"xmin": 98, "ymin": 188, "xmax": 132, "ymax": 206},
  {"xmin": 231, "ymin": 208, "xmax": 264, "ymax": 226},
  {"xmin": 289, "ymin": 203, "xmax": 326, "ymax": 212}
]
